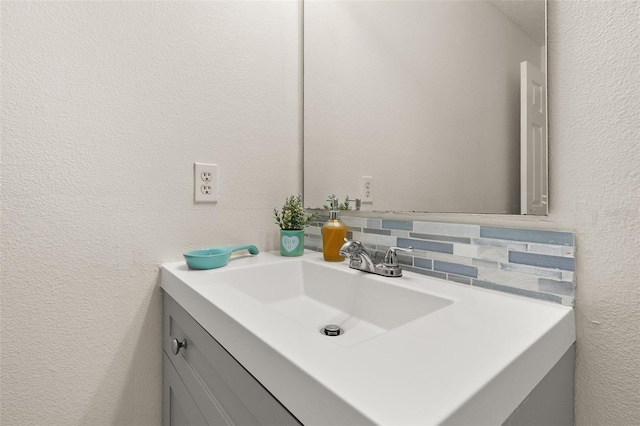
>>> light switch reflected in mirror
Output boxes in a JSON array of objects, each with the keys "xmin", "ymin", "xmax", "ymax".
[{"xmin": 304, "ymin": 0, "xmax": 548, "ymax": 215}]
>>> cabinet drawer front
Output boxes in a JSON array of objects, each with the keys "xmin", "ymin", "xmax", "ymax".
[{"xmin": 163, "ymin": 293, "xmax": 300, "ymax": 426}]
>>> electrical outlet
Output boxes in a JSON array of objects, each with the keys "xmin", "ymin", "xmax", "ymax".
[
  {"xmin": 194, "ymin": 163, "xmax": 218, "ymax": 203},
  {"xmin": 201, "ymin": 171, "xmax": 213, "ymax": 182},
  {"xmin": 362, "ymin": 176, "xmax": 373, "ymax": 203}
]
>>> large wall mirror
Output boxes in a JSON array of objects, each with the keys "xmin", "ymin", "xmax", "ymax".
[{"xmin": 304, "ymin": 0, "xmax": 548, "ymax": 215}]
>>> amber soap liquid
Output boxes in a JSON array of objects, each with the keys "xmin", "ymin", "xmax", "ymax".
[{"xmin": 322, "ymin": 219, "xmax": 348, "ymax": 261}]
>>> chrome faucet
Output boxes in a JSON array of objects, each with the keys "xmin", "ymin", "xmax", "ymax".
[{"xmin": 339, "ymin": 239, "xmax": 412, "ymax": 277}]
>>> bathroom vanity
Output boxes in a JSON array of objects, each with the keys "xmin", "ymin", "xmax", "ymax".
[
  {"xmin": 161, "ymin": 251, "xmax": 575, "ymax": 425},
  {"xmin": 163, "ymin": 293, "xmax": 299, "ymax": 425}
]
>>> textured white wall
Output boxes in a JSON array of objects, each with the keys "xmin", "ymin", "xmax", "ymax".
[
  {"xmin": 304, "ymin": 1, "xmax": 542, "ymax": 213},
  {"xmin": 550, "ymin": 2, "xmax": 639, "ymax": 423},
  {"xmin": 0, "ymin": 1, "xmax": 299, "ymax": 425},
  {"xmin": 1, "ymin": 1, "xmax": 639, "ymax": 426}
]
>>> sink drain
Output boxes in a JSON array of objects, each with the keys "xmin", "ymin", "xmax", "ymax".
[{"xmin": 321, "ymin": 324, "xmax": 344, "ymax": 336}]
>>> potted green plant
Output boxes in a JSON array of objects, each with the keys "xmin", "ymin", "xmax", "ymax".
[
  {"xmin": 273, "ymin": 194, "xmax": 316, "ymax": 256},
  {"xmin": 324, "ymin": 194, "xmax": 352, "ymax": 211}
]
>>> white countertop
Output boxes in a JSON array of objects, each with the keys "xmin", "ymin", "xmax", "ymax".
[{"xmin": 161, "ymin": 251, "xmax": 575, "ymax": 425}]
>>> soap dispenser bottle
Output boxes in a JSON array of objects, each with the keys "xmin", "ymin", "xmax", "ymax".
[{"xmin": 322, "ymin": 198, "xmax": 348, "ymax": 261}]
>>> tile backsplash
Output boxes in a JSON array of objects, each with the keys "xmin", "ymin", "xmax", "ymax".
[{"xmin": 305, "ymin": 216, "xmax": 575, "ymax": 306}]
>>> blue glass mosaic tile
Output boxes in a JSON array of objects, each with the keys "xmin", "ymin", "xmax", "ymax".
[
  {"xmin": 397, "ymin": 238, "xmax": 453, "ymax": 254},
  {"xmin": 381, "ymin": 220, "xmax": 414, "ymax": 231},
  {"xmin": 363, "ymin": 228, "xmax": 392, "ymax": 236},
  {"xmin": 413, "ymin": 258, "xmax": 433, "ymax": 269},
  {"xmin": 434, "ymin": 260, "xmax": 478, "ymax": 278},
  {"xmin": 404, "ymin": 266, "xmax": 447, "ymax": 280},
  {"xmin": 538, "ymin": 278, "xmax": 575, "ymax": 296},
  {"xmin": 472, "ymin": 280, "xmax": 563, "ymax": 304},
  {"xmin": 447, "ymin": 275, "xmax": 471, "ymax": 285},
  {"xmin": 509, "ymin": 251, "xmax": 575, "ymax": 271},
  {"xmin": 304, "ymin": 213, "xmax": 575, "ymax": 306},
  {"xmin": 409, "ymin": 232, "xmax": 471, "ymax": 244},
  {"xmin": 480, "ymin": 227, "xmax": 574, "ymax": 246}
]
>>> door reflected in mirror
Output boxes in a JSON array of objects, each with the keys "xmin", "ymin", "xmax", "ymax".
[{"xmin": 304, "ymin": 0, "xmax": 547, "ymax": 215}]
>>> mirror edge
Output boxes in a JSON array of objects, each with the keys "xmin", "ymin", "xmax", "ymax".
[{"xmin": 302, "ymin": 0, "xmax": 549, "ymax": 217}]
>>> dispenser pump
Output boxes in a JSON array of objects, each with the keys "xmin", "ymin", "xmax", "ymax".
[{"xmin": 329, "ymin": 198, "xmax": 340, "ymax": 220}]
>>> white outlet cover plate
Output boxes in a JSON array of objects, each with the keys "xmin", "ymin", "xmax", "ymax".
[
  {"xmin": 362, "ymin": 176, "xmax": 373, "ymax": 203},
  {"xmin": 194, "ymin": 163, "xmax": 218, "ymax": 203}
]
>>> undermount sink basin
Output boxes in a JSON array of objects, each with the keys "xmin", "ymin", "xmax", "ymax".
[{"xmin": 219, "ymin": 260, "xmax": 453, "ymax": 347}]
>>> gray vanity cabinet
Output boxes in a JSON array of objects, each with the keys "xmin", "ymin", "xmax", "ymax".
[{"xmin": 162, "ymin": 293, "xmax": 300, "ymax": 426}]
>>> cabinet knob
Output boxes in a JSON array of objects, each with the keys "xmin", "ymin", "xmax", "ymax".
[{"xmin": 171, "ymin": 337, "xmax": 187, "ymax": 355}]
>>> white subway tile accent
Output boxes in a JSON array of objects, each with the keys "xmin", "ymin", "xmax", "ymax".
[
  {"xmin": 477, "ymin": 268, "xmax": 540, "ymax": 291},
  {"xmin": 306, "ymin": 226, "xmax": 322, "ymax": 236},
  {"xmin": 477, "ymin": 246, "xmax": 509, "ymax": 263},
  {"xmin": 351, "ymin": 232, "xmax": 397, "ymax": 247},
  {"xmin": 421, "ymin": 252, "xmax": 474, "ymax": 265},
  {"xmin": 472, "ymin": 258, "xmax": 500, "ymax": 269},
  {"xmin": 453, "ymin": 244, "xmax": 479, "ymax": 258},
  {"xmin": 413, "ymin": 222, "xmax": 480, "ymax": 238},
  {"xmin": 501, "ymin": 262, "xmax": 564, "ymax": 279},
  {"xmin": 341, "ymin": 217, "xmax": 368, "ymax": 228},
  {"xmin": 473, "ymin": 238, "xmax": 529, "ymax": 251},
  {"xmin": 391, "ymin": 230, "xmax": 411, "ymax": 238}
]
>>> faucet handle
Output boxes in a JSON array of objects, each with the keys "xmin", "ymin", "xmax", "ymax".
[{"xmin": 383, "ymin": 246, "xmax": 413, "ymax": 266}]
